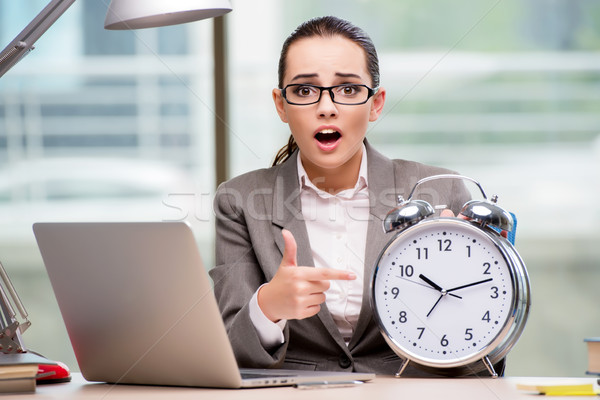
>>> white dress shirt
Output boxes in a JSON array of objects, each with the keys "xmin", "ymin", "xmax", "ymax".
[{"xmin": 249, "ymin": 145, "xmax": 370, "ymax": 348}]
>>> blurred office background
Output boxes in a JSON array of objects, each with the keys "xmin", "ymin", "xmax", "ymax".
[{"xmin": 0, "ymin": 0, "xmax": 599, "ymax": 377}]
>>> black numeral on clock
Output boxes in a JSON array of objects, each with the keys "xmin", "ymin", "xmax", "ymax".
[
  {"xmin": 399, "ymin": 264, "xmax": 414, "ymax": 277},
  {"xmin": 490, "ymin": 286, "xmax": 499, "ymax": 298},
  {"xmin": 416, "ymin": 247, "xmax": 429, "ymax": 260},
  {"xmin": 482, "ymin": 311, "xmax": 491, "ymax": 322},
  {"xmin": 440, "ymin": 335, "xmax": 449, "ymax": 347},
  {"xmin": 483, "ymin": 262, "xmax": 491, "ymax": 275},
  {"xmin": 399, "ymin": 311, "xmax": 407, "ymax": 323},
  {"xmin": 465, "ymin": 328, "xmax": 473, "ymax": 341},
  {"xmin": 417, "ymin": 327, "xmax": 425, "ymax": 339},
  {"xmin": 438, "ymin": 239, "xmax": 452, "ymax": 251}
]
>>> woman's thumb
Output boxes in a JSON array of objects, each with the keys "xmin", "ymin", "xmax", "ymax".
[{"xmin": 280, "ymin": 229, "xmax": 298, "ymax": 267}]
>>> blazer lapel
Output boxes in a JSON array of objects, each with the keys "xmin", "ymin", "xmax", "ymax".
[
  {"xmin": 270, "ymin": 152, "xmax": 348, "ymax": 349},
  {"xmin": 349, "ymin": 141, "xmax": 399, "ymax": 348},
  {"xmin": 270, "ymin": 151, "xmax": 312, "ymax": 267}
]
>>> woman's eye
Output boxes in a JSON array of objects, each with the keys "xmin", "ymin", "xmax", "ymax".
[
  {"xmin": 338, "ymin": 85, "xmax": 361, "ymax": 96},
  {"xmin": 295, "ymin": 86, "xmax": 316, "ymax": 97}
]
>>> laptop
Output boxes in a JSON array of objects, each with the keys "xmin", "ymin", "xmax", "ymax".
[{"xmin": 33, "ymin": 222, "xmax": 375, "ymax": 388}]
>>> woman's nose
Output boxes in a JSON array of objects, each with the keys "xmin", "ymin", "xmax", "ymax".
[{"xmin": 316, "ymin": 89, "xmax": 338, "ymax": 118}]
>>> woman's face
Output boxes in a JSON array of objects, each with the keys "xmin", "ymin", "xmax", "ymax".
[{"xmin": 273, "ymin": 35, "xmax": 385, "ymax": 181}]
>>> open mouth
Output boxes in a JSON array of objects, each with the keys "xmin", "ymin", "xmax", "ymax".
[{"xmin": 315, "ymin": 129, "xmax": 341, "ymax": 145}]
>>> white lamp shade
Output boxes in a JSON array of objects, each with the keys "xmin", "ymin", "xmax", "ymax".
[{"xmin": 104, "ymin": 0, "xmax": 232, "ymax": 30}]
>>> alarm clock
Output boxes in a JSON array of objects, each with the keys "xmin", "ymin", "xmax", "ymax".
[{"xmin": 370, "ymin": 174, "xmax": 530, "ymax": 377}]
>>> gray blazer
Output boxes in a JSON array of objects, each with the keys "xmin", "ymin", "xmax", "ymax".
[{"xmin": 210, "ymin": 141, "xmax": 471, "ymax": 375}]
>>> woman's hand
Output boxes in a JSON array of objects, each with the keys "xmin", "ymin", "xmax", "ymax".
[
  {"xmin": 441, "ymin": 209, "xmax": 468, "ymax": 219},
  {"xmin": 257, "ymin": 229, "xmax": 356, "ymax": 322}
]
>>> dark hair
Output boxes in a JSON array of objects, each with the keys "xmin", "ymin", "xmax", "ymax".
[{"xmin": 272, "ymin": 16, "xmax": 380, "ymax": 166}]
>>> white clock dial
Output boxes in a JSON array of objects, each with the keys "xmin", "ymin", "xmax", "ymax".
[{"xmin": 373, "ymin": 219, "xmax": 515, "ymax": 367}]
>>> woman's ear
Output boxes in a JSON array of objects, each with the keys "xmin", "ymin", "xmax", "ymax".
[
  {"xmin": 369, "ymin": 87, "xmax": 386, "ymax": 122},
  {"xmin": 272, "ymin": 88, "xmax": 289, "ymax": 123}
]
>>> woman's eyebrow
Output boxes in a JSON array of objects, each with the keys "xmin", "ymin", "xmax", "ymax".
[
  {"xmin": 290, "ymin": 73, "xmax": 318, "ymax": 82},
  {"xmin": 289, "ymin": 72, "xmax": 363, "ymax": 83},
  {"xmin": 335, "ymin": 72, "xmax": 362, "ymax": 79}
]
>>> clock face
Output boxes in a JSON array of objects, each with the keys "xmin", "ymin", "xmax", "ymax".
[{"xmin": 372, "ymin": 218, "xmax": 516, "ymax": 367}]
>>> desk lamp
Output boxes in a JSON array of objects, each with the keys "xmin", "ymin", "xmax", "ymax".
[
  {"xmin": 0, "ymin": 0, "xmax": 232, "ymax": 78},
  {"xmin": 0, "ymin": 0, "xmax": 232, "ymax": 353}
]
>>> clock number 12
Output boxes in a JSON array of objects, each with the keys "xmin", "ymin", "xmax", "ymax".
[{"xmin": 438, "ymin": 239, "xmax": 452, "ymax": 252}]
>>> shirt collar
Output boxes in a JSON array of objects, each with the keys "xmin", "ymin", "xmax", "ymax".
[{"xmin": 297, "ymin": 143, "xmax": 368, "ymax": 198}]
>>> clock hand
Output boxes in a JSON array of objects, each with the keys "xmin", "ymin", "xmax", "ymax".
[
  {"xmin": 447, "ymin": 277, "xmax": 493, "ymax": 293},
  {"xmin": 418, "ymin": 274, "xmax": 462, "ymax": 299},
  {"xmin": 397, "ymin": 276, "xmax": 434, "ymax": 290},
  {"xmin": 418, "ymin": 274, "xmax": 443, "ymax": 291},
  {"xmin": 426, "ymin": 294, "xmax": 444, "ymax": 317}
]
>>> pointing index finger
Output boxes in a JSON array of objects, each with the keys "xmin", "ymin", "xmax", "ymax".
[{"xmin": 302, "ymin": 267, "xmax": 357, "ymax": 281}]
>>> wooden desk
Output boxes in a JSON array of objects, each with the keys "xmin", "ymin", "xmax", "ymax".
[{"xmin": 20, "ymin": 374, "xmax": 597, "ymax": 399}]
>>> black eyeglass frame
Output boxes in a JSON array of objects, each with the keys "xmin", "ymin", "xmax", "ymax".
[{"xmin": 280, "ymin": 83, "xmax": 378, "ymax": 106}]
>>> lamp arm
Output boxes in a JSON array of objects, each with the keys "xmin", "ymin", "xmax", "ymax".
[
  {"xmin": 0, "ymin": 260, "xmax": 31, "ymax": 353},
  {"xmin": 0, "ymin": 0, "xmax": 76, "ymax": 79}
]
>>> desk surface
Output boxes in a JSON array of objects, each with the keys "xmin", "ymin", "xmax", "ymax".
[{"xmin": 22, "ymin": 374, "xmax": 598, "ymax": 399}]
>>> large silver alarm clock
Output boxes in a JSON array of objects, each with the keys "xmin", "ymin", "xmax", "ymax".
[{"xmin": 370, "ymin": 175, "xmax": 530, "ymax": 377}]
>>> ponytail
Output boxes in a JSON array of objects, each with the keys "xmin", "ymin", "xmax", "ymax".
[{"xmin": 271, "ymin": 134, "xmax": 298, "ymax": 166}]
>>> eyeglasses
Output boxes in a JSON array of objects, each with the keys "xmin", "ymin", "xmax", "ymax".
[{"xmin": 281, "ymin": 83, "xmax": 378, "ymax": 106}]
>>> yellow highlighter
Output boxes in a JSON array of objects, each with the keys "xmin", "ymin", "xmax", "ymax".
[{"xmin": 517, "ymin": 383, "xmax": 598, "ymax": 396}]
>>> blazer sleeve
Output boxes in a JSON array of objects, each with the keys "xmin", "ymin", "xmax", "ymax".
[{"xmin": 209, "ymin": 179, "xmax": 290, "ymax": 368}]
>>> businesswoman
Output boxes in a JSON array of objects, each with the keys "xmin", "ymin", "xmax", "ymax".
[{"xmin": 210, "ymin": 16, "xmax": 472, "ymax": 375}]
